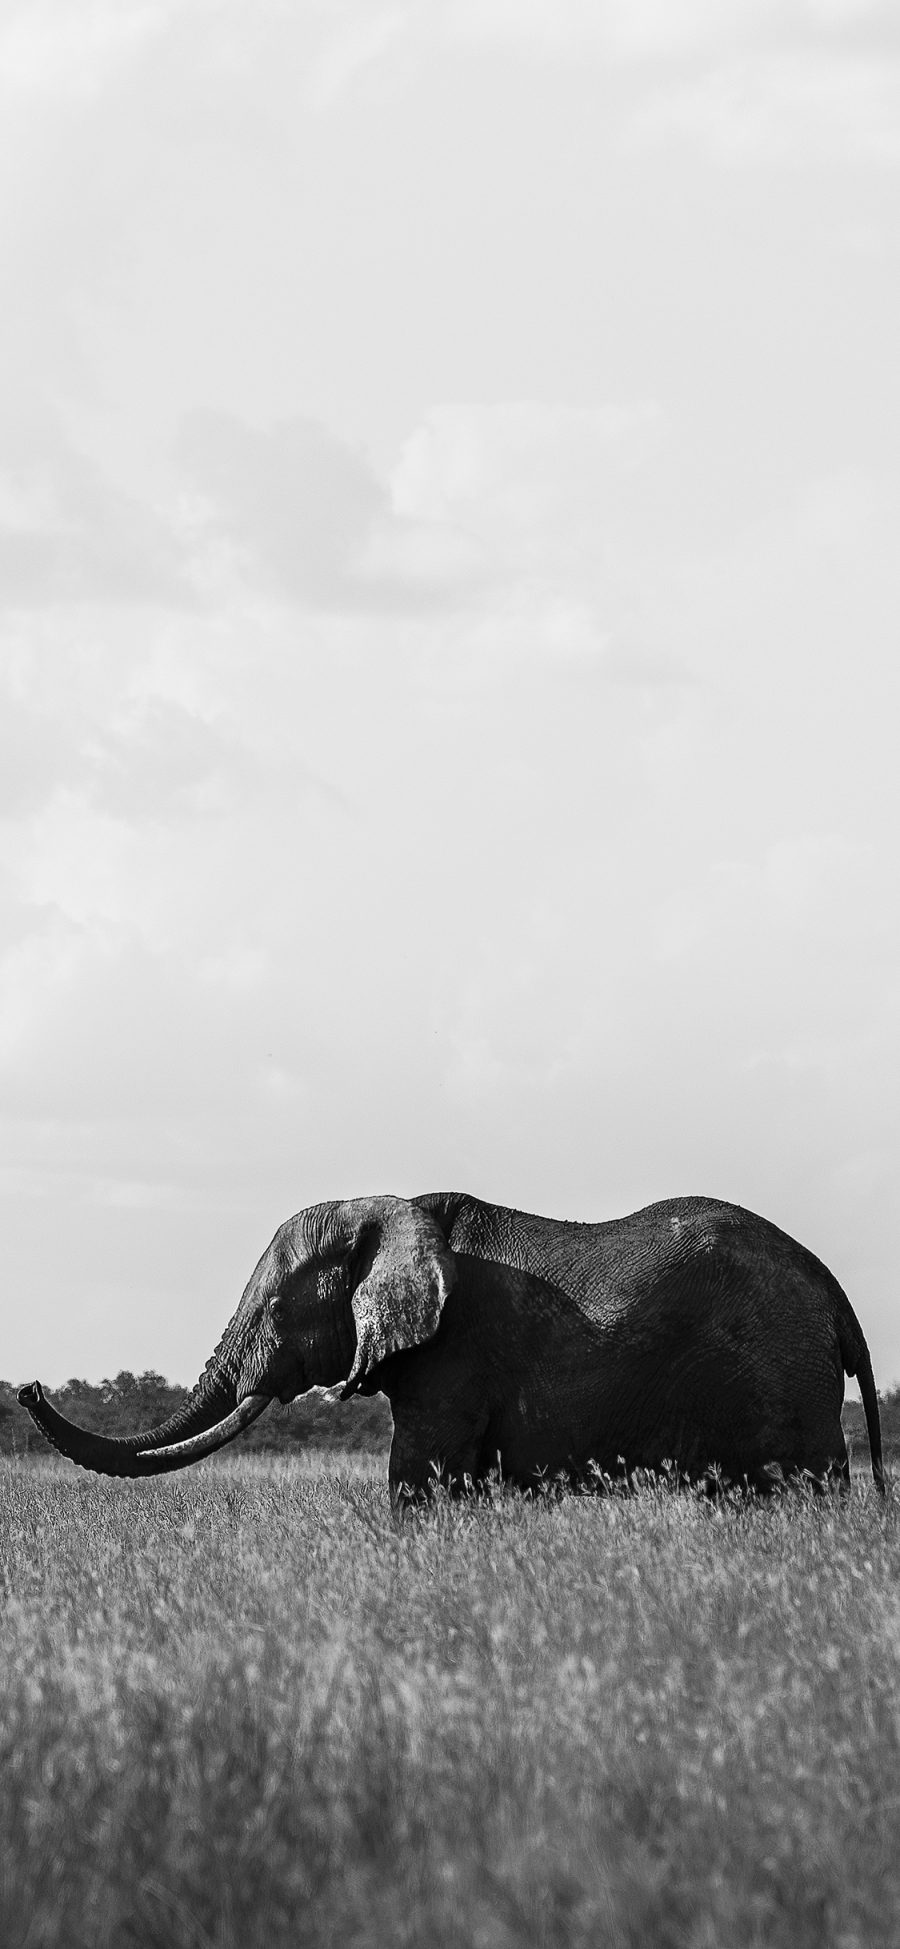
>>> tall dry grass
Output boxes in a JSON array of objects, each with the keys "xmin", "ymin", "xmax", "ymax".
[{"xmin": 1, "ymin": 1455, "xmax": 898, "ymax": 1948}]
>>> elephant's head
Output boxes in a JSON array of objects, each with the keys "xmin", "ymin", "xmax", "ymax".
[{"xmin": 18, "ymin": 1196, "xmax": 455, "ymax": 1475}]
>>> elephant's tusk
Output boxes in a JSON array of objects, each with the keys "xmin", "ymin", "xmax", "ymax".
[{"xmin": 136, "ymin": 1393, "xmax": 271, "ymax": 1461}]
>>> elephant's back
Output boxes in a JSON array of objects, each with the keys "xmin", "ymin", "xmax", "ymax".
[
  {"xmin": 430, "ymin": 1187, "xmax": 849, "ymax": 1341},
  {"xmin": 591, "ymin": 1195, "xmax": 848, "ymax": 1333}
]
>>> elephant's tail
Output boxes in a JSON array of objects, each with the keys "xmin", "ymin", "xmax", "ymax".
[{"xmin": 838, "ymin": 1297, "xmax": 885, "ymax": 1494}]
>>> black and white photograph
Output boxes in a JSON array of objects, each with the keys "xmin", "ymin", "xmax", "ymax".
[{"xmin": 2, "ymin": 3, "xmax": 898, "ymax": 1943}]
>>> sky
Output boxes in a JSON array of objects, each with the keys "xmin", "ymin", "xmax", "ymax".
[{"xmin": 2, "ymin": 0, "xmax": 899, "ymax": 1394}]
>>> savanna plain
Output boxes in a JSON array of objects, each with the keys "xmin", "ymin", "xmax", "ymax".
[{"xmin": 1, "ymin": 1453, "xmax": 898, "ymax": 1949}]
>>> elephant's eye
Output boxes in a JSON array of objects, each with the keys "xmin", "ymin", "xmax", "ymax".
[{"xmin": 268, "ymin": 1292, "xmax": 287, "ymax": 1324}]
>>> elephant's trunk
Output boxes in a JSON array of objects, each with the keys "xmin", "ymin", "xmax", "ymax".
[{"xmin": 17, "ymin": 1373, "xmax": 272, "ymax": 1477}]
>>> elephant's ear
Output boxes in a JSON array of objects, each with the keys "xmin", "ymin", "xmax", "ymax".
[{"xmin": 341, "ymin": 1200, "xmax": 455, "ymax": 1396}]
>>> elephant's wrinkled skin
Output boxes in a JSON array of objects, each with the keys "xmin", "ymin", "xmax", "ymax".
[{"xmin": 19, "ymin": 1192, "xmax": 884, "ymax": 1499}]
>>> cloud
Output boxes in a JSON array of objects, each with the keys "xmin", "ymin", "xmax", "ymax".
[
  {"xmin": 391, "ymin": 401, "xmax": 663, "ymax": 571},
  {"xmin": 304, "ymin": 7, "xmax": 413, "ymax": 110},
  {"xmin": 655, "ymin": 833, "xmax": 876, "ymax": 966},
  {"xmin": 175, "ymin": 404, "xmax": 661, "ymax": 617},
  {"xmin": 795, "ymin": 467, "xmax": 900, "ymax": 561},
  {"xmin": 71, "ymin": 698, "xmax": 260, "ymax": 824},
  {"xmin": 176, "ymin": 409, "xmax": 386, "ymax": 604},
  {"xmin": 438, "ymin": 0, "xmax": 900, "ymax": 163},
  {"xmin": 444, "ymin": 0, "xmax": 900, "ymax": 61},
  {"xmin": 0, "ymin": 393, "xmax": 679, "ymax": 678},
  {"xmin": 0, "ymin": 403, "xmax": 483, "ymax": 626},
  {"xmin": 630, "ymin": 50, "xmax": 900, "ymax": 163},
  {"xmin": 382, "ymin": 401, "xmax": 697, "ymax": 689},
  {"xmin": 445, "ymin": 0, "xmax": 739, "ymax": 59},
  {"xmin": 175, "ymin": 408, "xmax": 483, "ymax": 612},
  {"xmin": 169, "ymin": 396, "xmax": 691, "ymax": 684},
  {"xmin": 178, "ymin": 399, "xmax": 670, "ymax": 624},
  {"xmin": 0, "ymin": 410, "xmax": 192, "ymax": 610},
  {"xmin": 0, "ymin": 1, "xmax": 414, "ymax": 117},
  {"xmin": 0, "ymin": 0, "xmax": 201, "ymax": 102},
  {"xmin": 4, "ymin": 0, "xmax": 899, "ymax": 167}
]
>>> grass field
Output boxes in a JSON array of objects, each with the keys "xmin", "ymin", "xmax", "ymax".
[{"xmin": 1, "ymin": 1456, "xmax": 898, "ymax": 1949}]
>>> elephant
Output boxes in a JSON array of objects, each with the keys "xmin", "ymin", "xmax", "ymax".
[{"xmin": 19, "ymin": 1191, "xmax": 884, "ymax": 1500}]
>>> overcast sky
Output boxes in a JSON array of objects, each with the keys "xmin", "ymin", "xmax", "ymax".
[{"xmin": 2, "ymin": 0, "xmax": 899, "ymax": 1395}]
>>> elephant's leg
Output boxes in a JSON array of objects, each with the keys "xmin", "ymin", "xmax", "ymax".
[
  {"xmin": 387, "ymin": 1385, "xmax": 491, "ymax": 1510},
  {"xmin": 739, "ymin": 1422, "xmax": 851, "ymax": 1496},
  {"xmin": 388, "ymin": 1423, "xmax": 440, "ymax": 1511},
  {"xmin": 779, "ymin": 1413, "xmax": 851, "ymax": 1492}
]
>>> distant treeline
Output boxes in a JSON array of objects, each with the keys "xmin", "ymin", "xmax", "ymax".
[
  {"xmin": 0, "ymin": 1371, "xmax": 393, "ymax": 1458},
  {"xmin": 2, "ymin": 1371, "xmax": 897, "ymax": 1464},
  {"xmin": 842, "ymin": 1391, "xmax": 900, "ymax": 1466}
]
